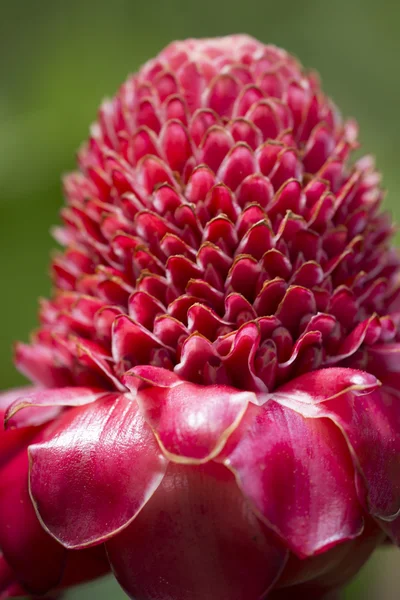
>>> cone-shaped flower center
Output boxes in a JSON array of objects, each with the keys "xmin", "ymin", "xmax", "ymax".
[{"xmin": 16, "ymin": 35, "xmax": 399, "ymax": 394}]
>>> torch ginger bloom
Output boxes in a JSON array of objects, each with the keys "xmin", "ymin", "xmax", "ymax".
[{"xmin": 1, "ymin": 34, "xmax": 400, "ymax": 600}]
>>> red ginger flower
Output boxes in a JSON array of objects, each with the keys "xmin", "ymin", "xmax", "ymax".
[{"xmin": 1, "ymin": 34, "xmax": 400, "ymax": 599}]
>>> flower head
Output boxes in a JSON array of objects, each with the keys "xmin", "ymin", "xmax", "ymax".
[{"xmin": 1, "ymin": 34, "xmax": 400, "ymax": 599}]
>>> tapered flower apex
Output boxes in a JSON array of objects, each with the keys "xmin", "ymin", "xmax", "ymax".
[{"xmin": 1, "ymin": 34, "xmax": 399, "ymax": 600}]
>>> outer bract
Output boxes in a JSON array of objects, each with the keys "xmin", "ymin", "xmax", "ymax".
[{"xmin": 1, "ymin": 35, "xmax": 399, "ymax": 599}]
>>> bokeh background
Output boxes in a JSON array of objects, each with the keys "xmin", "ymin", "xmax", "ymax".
[{"xmin": 1, "ymin": 0, "xmax": 399, "ymax": 598}]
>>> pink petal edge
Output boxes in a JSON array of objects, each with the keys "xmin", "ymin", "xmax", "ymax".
[{"xmin": 4, "ymin": 386, "xmax": 105, "ymax": 429}]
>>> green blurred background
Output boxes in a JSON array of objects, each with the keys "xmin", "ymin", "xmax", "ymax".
[{"xmin": 1, "ymin": 0, "xmax": 399, "ymax": 597}]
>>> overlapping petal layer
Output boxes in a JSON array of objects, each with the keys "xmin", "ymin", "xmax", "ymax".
[
  {"xmin": 220, "ymin": 401, "xmax": 363, "ymax": 557},
  {"xmin": 272, "ymin": 371, "xmax": 400, "ymax": 520},
  {"xmin": 124, "ymin": 368, "xmax": 254, "ymax": 462}
]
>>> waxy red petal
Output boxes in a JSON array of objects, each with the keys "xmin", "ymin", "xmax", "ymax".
[
  {"xmin": 327, "ymin": 387, "xmax": 400, "ymax": 521},
  {"xmin": 221, "ymin": 399, "xmax": 363, "ymax": 557},
  {"xmin": 273, "ymin": 367, "xmax": 379, "ymax": 404},
  {"xmin": 29, "ymin": 393, "xmax": 167, "ymax": 549},
  {"xmin": 107, "ymin": 462, "xmax": 288, "ymax": 600},
  {"xmin": 273, "ymin": 369, "xmax": 400, "ymax": 521},
  {"xmin": 134, "ymin": 380, "xmax": 254, "ymax": 462}
]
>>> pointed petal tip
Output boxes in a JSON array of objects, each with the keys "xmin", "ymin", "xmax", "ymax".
[{"xmin": 4, "ymin": 387, "xmax": 105, "ymax": 430}]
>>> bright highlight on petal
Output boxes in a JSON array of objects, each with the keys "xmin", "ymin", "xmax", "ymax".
[{"xmin": 29, "ymin": 394, "xmax": 167, "ymax": 549}]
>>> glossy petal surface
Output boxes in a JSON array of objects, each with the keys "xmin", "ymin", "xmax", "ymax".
[
  {"xmin": 29, "ymin": 394, "xmax": 167, "ymax": 548},
  {"xmin": 274, "ymin": 369, "xmax": 400, "ymax": 520},
  {"xmin": 221, "ymin": 400, "xmax": 363, "ymax": 557},
  {"xmin": 325, "ymin": 387, "xmax": 400, "ymax": 521},
  {"xmin": 273, "ymin": 367, "xmax": 379, "ymax": 404},
  {"xmin": 129, "ymin": 373, "xmax": 253, "ymax": 462}
]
